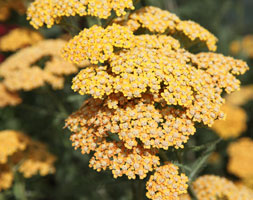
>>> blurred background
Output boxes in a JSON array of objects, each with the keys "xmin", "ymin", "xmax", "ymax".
[{"xmin": 0, "ymin": 0, "xmax": 253, "ymax": 199}]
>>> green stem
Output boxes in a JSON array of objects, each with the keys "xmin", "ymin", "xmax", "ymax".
[
  {"xmin": 13, "ymin": 173, "xmax": 27, "ymax": 200},
  {"xmin": 189, "ymin": 138, "xmax": 222, "ymax": 182}
]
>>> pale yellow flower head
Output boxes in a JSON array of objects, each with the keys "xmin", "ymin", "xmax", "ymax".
[
  {"xmin": 0, "ymin": 130, "xmax": 29, "ymax": 164},
  {"xmin": 228, "ymin": 138, "xmax": 253, "ymax": 180},
  {"xmin": 27, "ymin": 0, "xmax": 135, "ymax": 29},
  {"xmin": 0, "ymin": 39, "xmax": 87, "ymax": 91},
  {"xmin": 212, "ymin": 103, "xmax": 247, "ymax": 139},
  {"xmin": 192, "ymin": 175, "xmax": 253, "ymax": 200},
  {"xmin": 0, "ymin": 28, "xmax": 43, "ymax": 52}
]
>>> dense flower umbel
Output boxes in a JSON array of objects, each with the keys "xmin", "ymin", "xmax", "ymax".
[
  {"xmin": 212, "ymin": 103, "xmax": 247, "ymax": 139},
  {"xmin": 114, "ymin": 6, "xmax": 218, "ymax": 51},
  {"xmin": 190, "ymin": 175, "xmax": 253, "ymax": 200},
  {"xmin": 0, "ymin": 83, "xmax": 22, "ymax": 107},
  {"xmin": 62, "ymin": 5, "xmax": 249, "ymax": 184},
  {"xmin": 0, "ymin": 130, "xmax": 29, "ymax": 164},
  {"xmin": 0, "ymin": 28, "xmax": 43, "ymax": 51},
  {"xmin": 228, "ymin": 138, "xmax": 253, "ymax": 180},
  {"xmin": 0, "ymin": 39, "xmax": 87, "ymax": 91},
  {"xmin": 225, "ymin": 84, "xmax": 253, "ymax": 106},
  {"xmin": 27, "ymin": 0, "xmax": 135, "ymax": 29},
  {"xmin": 146, "ymin": 163, "xmax": 188, "ymax": 200},
  {"xmin": 179, "ymin": 176, "xmax": 253, "ymax": 200},
  {"xmin": 16, "ymin": 141, "xmax": 56, "ymax": 178},
  {"xmin": 230, "ymin": 35, "xmax": 253, "ymax": 58},
  {"xmin": 0, "ymin": 130, "xmax": 56, "ymax": 191}
]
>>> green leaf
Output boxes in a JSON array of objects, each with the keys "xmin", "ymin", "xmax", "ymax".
[{"xmin": 189, "ymin": 138, "xmax": 222, "ymax": 182}]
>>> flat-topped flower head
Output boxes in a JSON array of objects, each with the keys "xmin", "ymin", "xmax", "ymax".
[
  {"xmin": 225, "ymin": 84, "xmax": 253, "ymax": 106},
  {"xmin": 191, "ymin": 52, "xmax": 249, "ymax": 93},
  {"xmin": 192, "ymin": 175, "xmax": 253, "ymax": 200},
  {"xmin": 227, "ymin": 138, "xmax": 253, "ymax": 180},
  {"xmin": 89, "ymin": 141, "xmax": 160, "ymax": 179},
  {"xmin": 65, "ymin": 95, "xmax": 195, "ymax": 152},
  {"xmin": 0, "ymin": 39, "xmax": 87, "ymax": 91},
  {"xmin": 0, "ymin": 130, "xmax": 29, "ymax": 164},
  {"xmin": 146, "ymin": 163, "xmax": 188, "ymax": 200},
  {"xmin": 212, "ymin": 103, "xmax": 247, "ymax": 139},
  {"xmin": 114, "ymin": 6, "xmax": 217, "ymax": 51},
  {"xmin": 0, "ymin": 130, "xmax": 56, "ymax": 191},
  {"xmin": 17, "ymin": 141, "xmax": 56, "ymax": 178},
  {"xmin": 62, "ymin": 24, "xmax": 134, "ymax": 64},
  {"xmin": 0, "ymin": 28, "xmax": 43, "ymax": 52},
  {"xmin": 27, "ymin": 0, "xmax": 135, "ymax": 29}
]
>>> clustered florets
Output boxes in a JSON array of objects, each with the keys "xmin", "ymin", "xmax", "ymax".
[
  {"xmin": 0, "ymin": 130, "xmax": 56, "ymax": 191},
  {"xmin": 0, "ymin": 39, "xmax": 88, "ymax": 92},
  {"xmin": 26, "ymin": 1, "xmax": 249, "ymax": 200},
  {"xmin": 27, "ymin": 0, "xmax": 135, "ymax": 29}
]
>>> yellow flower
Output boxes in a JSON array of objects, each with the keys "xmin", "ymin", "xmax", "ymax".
[
  {"xmin": 227, "ymin": 138, "xmax": 253, "ymax": 180},
  {"xmin": 17, "ymin": 141, "xmax": 56, "ymax": 178},
  {"xmin": 115, "ymin": 6, "xmax": 217, "ymax": 51},
  {"xmin": 0, "ymin": 130, "xmax": 29, "ymax": 164},
  {"xmin": 225, "ymin": 84, "xmax": 253, "ymax": 106},
  {"xmin": 191, "ymin": 175, "xmax": 253, "ymax": 200},
  {"xmin": 0, "ymin": 130, "xmax": 56, "ymax": 191},
  {"xmin": 0, "ymin": 39, "xmax": 88, "ymax": 91},
  {"xmin": 27, "ymin": 0, "xmax": 134, "ymax": 29},
  {"xmin": 191, "ymin": 52, "xmax": 248, "ymax": 93},
  {"xmin": 62, "ymin": 24, "xmax": 134, "ymax": 64},
  {"xmin": 0, "ymin": 83, "xmax": 22, "ymax": 107},
  {"xmin": 62, "ymin": 5, "xmax": 248, "ymax": 183},
  {"xmin": 211, "ymin": 103, "xmax": 247, "ymax": 139},
  {"xmin": 89, "ymin": 141, "xmax": 159, "ymax": 179},
  {"xmin": 146, "ymin": 163, "xmax": 188, "ymax": 200},
  {"xmin": 0, "ymin": 164, "xmax": 13, "ymax": 192},
  {"xmin": 0, "ymin": 28, "xmax": 43, "ymax": 52},
  {"xmin": 179, "ymin": 176, "xmax": 253, "ymax": 200},
  {"xmin": 230, "ymin": 35, "xmax": 253, "ymax": 58}
]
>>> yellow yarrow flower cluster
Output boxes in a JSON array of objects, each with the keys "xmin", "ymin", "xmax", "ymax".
[
  {"xmin": 230, "ymin": 35, "xmax": 253, "ymax": 58},
  {"xmin": 0, "ymin": 130, "xmax": 56, "ymax": 191},
  {"xmin": 61, "ymin": 5, "xmax": 249, "ymax": 186},
  {"xmin": 0, "ymin": 130, "xmax": 29, "ymax": 164},
  {"xmin": 27, "ymin": 0, "xmax": 134, "ymax": 29},
  {"xmin": 146, "ymin": 163, "xmax": 188, "ymax": 200},
  {"xmin": 192, "ymin": 175, "xmax": 253, "ymax": 200},
  {"xmin": 179, "ymin": 175, "xmax": 253, "ymax": 200},
  {"xmin": 0, "ymin": 83, "xmax": 22, "ymax": 107},
  {"xmin": 0, "ymin": 28, "xmax": 43, "ymax": 52},
  {"xmin": 17, "ymin": 141, "xmax": 56, "ymax": 178},
  {"xmin": 227, "ymin": 138, "xmax": 253, "ymax": 180},
  {"xmin": 0, "ymin": 39, "xmax": 88, "ymax": 92},
  {"xmin": 225, "ymin": 84, "xmax": 253, "ymax": 106},
  {"xmin": 211, "ymin": 103, "xmax": 247, "ymax": 139},
  {"xmin": 114, "ymin": 6, "xmax": 217, "ymax": 51}
]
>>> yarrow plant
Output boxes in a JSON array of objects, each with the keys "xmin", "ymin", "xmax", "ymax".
[{"xmin": 25, "ymin": 0, "xmax": 250, "ymax": 199}]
